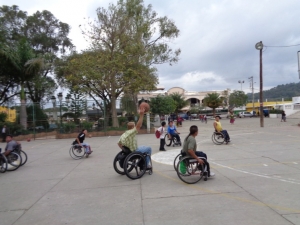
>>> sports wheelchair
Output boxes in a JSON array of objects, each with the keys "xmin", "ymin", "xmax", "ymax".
[
  {"xmin": 113, "ymin": 146, "xmax": 152, "ymax": 180},
  {"xmin": 69, "ymin": 143, "xmax": 89, "ymax": 159},
  {"xmin": 165, "ymin": 134, "xmax": 181, "ymax": 147},
  {"xmin": 211, "ymin": 130, "xmax": 226, "ymax": 145},
  {"xmin": 174, "ymin": 150, "xmax": 209, "ymax": 184}
]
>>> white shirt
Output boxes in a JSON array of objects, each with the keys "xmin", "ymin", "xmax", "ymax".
[
  {"xmin": 2, "ymin": 127, "xmax": 5, "ymax": 133},
  {"xmin": 158, "ymin": 126, "xmax": 165, "ymax": 139}
]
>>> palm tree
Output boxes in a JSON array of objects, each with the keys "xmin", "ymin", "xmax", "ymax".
[
  {"xmin": 0, "ymin": 40, "xmax": 44, "ymax": 129},
  {"xmin": 169, "ymin": 92, "xmax": 189, "ymax": 114},
  {"xmin": 203, "ymin": 93, "xmax": 225, "ymax": 117}
]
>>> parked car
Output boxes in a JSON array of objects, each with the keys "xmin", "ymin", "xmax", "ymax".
[
  {"xmin": 49, "ymin": 124, "xmax": 58, "ymax": 129},
  {"xmin": 238, "ymin": 112, "xmax": 253, "ymax": 118},
  {"xmin": 178, "ymin": 113, "xmax": 189, "ymax": 120}
]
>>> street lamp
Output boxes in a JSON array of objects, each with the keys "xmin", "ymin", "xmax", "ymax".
[
  {"xmin": 238, "ymin": 80, "xmax": 244, "ymax": 91},
  {"xmin": 255, "ymin": 41, "xmax": 264, "ymax": 127},
  {"xmin": 50, "ymin": 96, "xmax": 57, "ymax": 122},
  {"xmin": 57, "ymin": 92, "xmax": 63, "ymax": 132}
]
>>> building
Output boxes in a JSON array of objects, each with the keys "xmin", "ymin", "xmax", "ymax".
[
  {"xmin": 0, "ymin": 106, "xmax": 16, "ymax": 122},
  {"xmin": 138, "ymin": 87, "xmax": 230, "ymax": 112}
]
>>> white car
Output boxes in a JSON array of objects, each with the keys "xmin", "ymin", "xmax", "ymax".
[{"xmin": 238, "ymin": 112, "xmax": 253, "ymax": 118}]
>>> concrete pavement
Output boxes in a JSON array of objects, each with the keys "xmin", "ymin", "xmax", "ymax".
[{"xmin": 0, "ymin": 116, "xmax": 300, "ymax": 225}]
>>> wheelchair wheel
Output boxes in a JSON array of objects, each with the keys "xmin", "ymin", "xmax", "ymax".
[
  {"xmin": 176, "ymin": 157, "xmax": 204, "ymax": 184},
  {"xmin": 6, "ymin": 152, "xmax": 22, "ymax": 171},
  {"xmin": 165, "ymin": 134, "xmax": 172, "ymax": 146},
  {"xmin": 113, "ymin": 151, "xmax": 129, "ymax": 175},
  {"xmin": 124, "ymin": 153, "xmax": 146, "ymax": 180},
  {"xmin": 0, "ymin": 154, "xmax": 8, "ymax": 173},
  {"xmin": 20, "ymin": 150, "xmax": 27, "ymax": 166},
  {"xmin": 212, "ymin": 132, "xmax": 225, "ymax": 145},
  {"xmin": 69, "ymin": 145, "xmax": 85, "ymax": 159},
  {"xmin": 173, "ymin": 153, "xmax": 181, "ymax": 171}
]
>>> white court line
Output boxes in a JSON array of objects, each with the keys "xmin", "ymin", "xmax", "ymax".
[
  {"xmin": 212, "ymin": 161, "xmax": 300, "ymax": 185},
  {"xmin": 263, "ymin": 164, "xmax": 268, "ymax": 167}
]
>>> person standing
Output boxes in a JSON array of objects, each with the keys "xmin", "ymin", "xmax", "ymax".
[
  {"xmin": 281, "ymin": 110, "xmax": 286, "ymax": 122},
  {"xmin": 158, "ymin": 121, "xmax": 166, "ymax": 151},
  {"xmin": 2, "ymin": 125, "xmax": 7, "ymax": 143},
  {"xmin": 229, "ymin": 112, "xmax": 235, "ymax": 125}
]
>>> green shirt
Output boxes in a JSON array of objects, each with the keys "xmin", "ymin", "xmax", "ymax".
[
  {"xmin": 118, "ymin": 127, "xmax": 138, "ymax": 151},
  {"xmin": 182, "ymin": 135, "xmax": 197, "ymax": 157}
]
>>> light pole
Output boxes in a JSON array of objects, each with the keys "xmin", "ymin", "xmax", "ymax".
[
  {"xmin": 238, "ymin": 80, "xmax": 244, "ymax": 91},
  {"xmin": 57, "ymin": 93, "xmax": 63, "ymax": 133},
  {"xmin": 50, "ymin": 96, "xmax": 57, "ymax": 122},
  {"xmin": 255, "ymin": 41, "xmax": 264, "ymax": 127}
]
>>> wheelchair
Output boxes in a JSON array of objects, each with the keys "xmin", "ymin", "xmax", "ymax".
[
  {"xmin": 211, "ymin": 130, "xmax": 226, "ymax": 145},
  {"xmin": 113, "ymin": 146, "xmax": 153, "ymax": 180},
  {"xmin": 176, "ymin": 156, "xmax": 209, "ymax": 184},
  {"xmin": 165, "ymin": 134, "xmax": 181, "ymax": 147},
  {"xmin": 173, "ymin": 150, "xmax": 185, "ymax": 171},
  {"xmin": 69, "ymin": 144, "xmax": 89, "ymax": 159}
]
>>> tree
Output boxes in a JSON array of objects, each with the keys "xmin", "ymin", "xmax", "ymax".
[
  {"xmin": 149, "ymin": 95, "xmax": 176, "ymax": 115},
  {"xmin": 203, "ymin": 93, "xmax": 225, "ymax": 117},
  {"xmin": 67, "ymin": 90, "xmax": 87, "ymax": 124},
  {"xmin": 0, "ymin": 39, "xmax": 44, "ymax": 129},
  {"xmin": 0, "ymin": 5, "xmax": 73, "ymax": 104},
  {"xmin": 169, "ymin": 93, "xmax": 189, "ymax": 113},
  {"xmin": 229, "ymin": 90, "xmax": 248, "ymax": 108},
  {"xmin": 57, "ymin": 0, "xmax": 180, "ymax": 127}
]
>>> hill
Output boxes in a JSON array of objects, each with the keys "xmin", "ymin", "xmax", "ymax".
[{"xmin": 247, "ymin": 82, "xmax": 300, "ymax": 101}]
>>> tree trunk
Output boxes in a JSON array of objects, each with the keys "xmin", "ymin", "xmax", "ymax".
[
  {"xmin": 212, "ymin": 108, "xmax": 216, "ymax": 117},
  {"xmin": 111, "ymin": 95, "xmax": 119, "ymax": 127},
  {"xmin": 20, "ymin": 85, "xmax": 28, "ymax": 130}
]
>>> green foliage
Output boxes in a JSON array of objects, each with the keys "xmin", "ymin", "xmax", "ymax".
[
  {"xmin": 169, "ymin": 93, "xmax": 189, "ymax": 113},
  {"xmin": 81, "ymin": 121, "xmax": 93, "ymax": 131},
  {"xmin": 248, "ymin": 82, "xmax": 300, "ymax": 100},
  {"xmin": 0, "ymin": 112, "xmax": 7, "ymax": 122},
  {"xmin": 229, "ymin": 90, "xmax": 248, "ymax": 107},
  {"xmin": 149, "ymin": 95, "xmax": 176, "ymax": 115},
  {"xmin": 67, "ymin": 90, "xmax": 87, "ymax": 124},
  {"xmin": 0, "ymin": 121, "xmax": 24, "ymax": 136},
  {"xmin": 203, "ymin": 93, "xmax": 225, "ymax": 116},
  {"xmin": 26, "ymin": 104, "xmax": 49, "ymax": 128},
  {"xmin": 189, "ymin": 106, "xmax": 200, "ymax": 114},
  {"xmin": 56, "ymin": 0, "xmax": 180, "ymax": 127},
  {"xmin": 269, "ymin": 109, "xmax": 282, "ymax": 114},
  {"xmin": 62, "ymin": 122, "xmax": 76, "ymax": 133}
]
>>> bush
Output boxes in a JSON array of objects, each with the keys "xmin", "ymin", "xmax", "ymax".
[
  {"xmin": 269, "ymin": 109, "xmax": 282, "ymax": 114},
  {"xmin": 81, "ymin": 121, "xmax": 93, "ymax": 131},
  {"xmin": 62, "ymin": 122, "xmax": 77, "ymax": 133},
  {"xmin": 0, "ymin": 122, "xmax": 25, "ymax": 136}
]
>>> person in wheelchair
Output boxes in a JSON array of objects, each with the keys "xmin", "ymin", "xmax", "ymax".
[
  {"xmin": 167, "ymin": 120, "xmax": 181, "ymax": 145},
  {"xmin": 182, "ymin": 125, "xmax": 214, "ymax": 177},
  {"xmin": 213, "ymin": 116, "xmax": 230, "ymax": 143},
  {"xmin": 117, "ymin": 107, "xmax": 152, "ymax": 169},
  {"xmin": 2, "ymin": 134, "xmax": 18, "ymax": 156},
  {"xmin": 75, "ymin": 129, "xmax": 93, "ymax": 154}
]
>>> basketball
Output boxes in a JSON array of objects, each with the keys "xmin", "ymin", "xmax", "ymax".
[
  {"xmin": 140, "ymin": 102, "xmax": 150, "ymax": 112},
  {"xmin": 27, "ymin": 138, "xmax": 31, "ymax": 142}
]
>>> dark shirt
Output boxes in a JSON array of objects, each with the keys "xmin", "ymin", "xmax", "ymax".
[
  {"xmin": 77, "ymin": 132, "xmax": 85, "ymax": 143},
  {"xmin": 5, "ymin": 140, "xmax": 17, "ymax": 151}
]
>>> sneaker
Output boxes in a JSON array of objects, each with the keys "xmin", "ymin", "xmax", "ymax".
[{"xmin": 208, "ymin": 171, "xmax": 215, "ymax": 177}]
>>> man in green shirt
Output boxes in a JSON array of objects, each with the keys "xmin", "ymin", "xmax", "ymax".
[
  {"xmin": 118, "ymin": 107, "xmax": 152, "ymax": 168},
  {"xmin": 182, "ymin": 125, "xmax": 214, "ymax": 177}
]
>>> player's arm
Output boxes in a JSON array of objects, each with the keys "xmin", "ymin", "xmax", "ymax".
[{"xmin": 136, "ymin": 107, "xmax": 145, "ymax": 131}]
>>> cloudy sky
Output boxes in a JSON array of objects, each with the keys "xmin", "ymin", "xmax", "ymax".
[{"xmin": 3, "ymin": 0, "xmax": 300, "ymax": 94}]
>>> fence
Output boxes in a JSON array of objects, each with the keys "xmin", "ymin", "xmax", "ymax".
[{"xmin": 0, "ymin": 100, "xmax": 159, "ymax": 140}]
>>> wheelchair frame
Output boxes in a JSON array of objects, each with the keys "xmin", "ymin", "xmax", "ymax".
[{"xmin": 113, "ymin": 147, "xmax": 153, "ymax": 180}]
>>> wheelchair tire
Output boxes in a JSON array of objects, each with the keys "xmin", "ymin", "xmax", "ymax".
[
  {"xmin": 69, "ymin": 145, "xmax": 85, "ymax": 159},
  {"xmin": 212, "ymin": 132, "xmax": 225, "ymax": 145},
  {"xmin": 6, "ymin": 152, "xmax": 22, "ymax": 171},
  {"xmin": 0, "ymin": 154, "xmax": 8, "ymax": 173},
  {"xmin": 173, "ymin": 153, "xmax": 181, "ymax": 171},
  {"xmin": 113, "ymin": 151, "xmax": 126, "ymax": 175},
  {"xmin": 165, "ymin": 134, "xmax": 172, "ymax": 146},
  {"xmin": 20, "ymin": 150, "xmax": 27, "ymax": 166},
  {"xmin": 176, "ymin": 157, "xmax": 204, "ymax": 184},
  {"xmin": 124, "ymin": 152, "xmax": 146, "ymax": 180}
]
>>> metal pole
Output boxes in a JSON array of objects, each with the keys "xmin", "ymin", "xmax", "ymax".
[
  {"xmin": 60, "ymin": 102, "xmax": 62, "ymax": 133},
  {"xmin": 259, "ymin": 43, "xmax": 264, "ymax": 127},
  {"xmin": 33, "ymin": 103, "xmax": 36, "ymax": 140}
]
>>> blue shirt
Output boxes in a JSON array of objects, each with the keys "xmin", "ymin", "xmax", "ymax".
[{"xmin": 167, "ymin": 125, "xmax": 177, "ymax": 135}]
